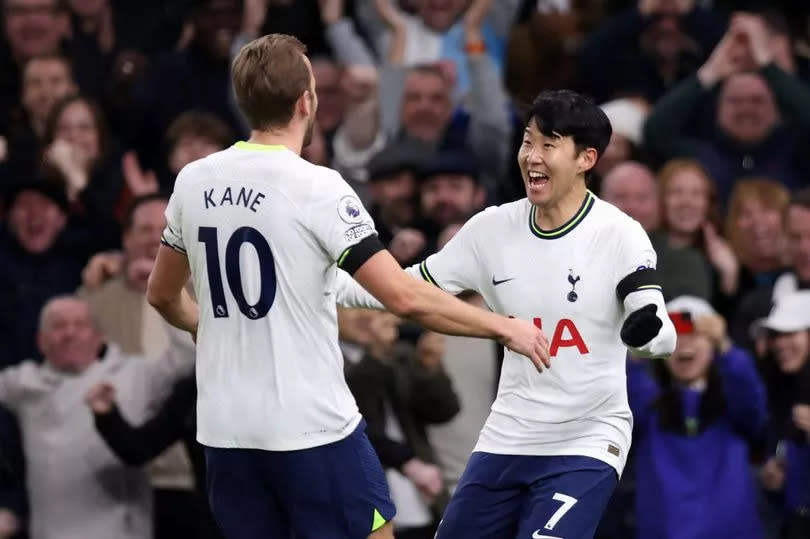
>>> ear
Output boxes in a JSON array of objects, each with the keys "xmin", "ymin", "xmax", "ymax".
[
  {"xmin": 297, "ymin": 90, "xmax": 313, "ymax": 119},
  {"xmin": 577, "ymin": 148, "xmax": 598, "ymax": 176}
]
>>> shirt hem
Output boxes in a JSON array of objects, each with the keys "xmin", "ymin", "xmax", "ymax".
[
  {"xmin": 472, "ymin": 442, "xmax": 626, "ymax": 477},
  {"xmin": 197, "ymin": 414, "xmax": 363, "ymax": 451}
]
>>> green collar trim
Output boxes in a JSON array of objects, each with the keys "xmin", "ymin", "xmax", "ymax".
[{"xmin": 529, "ymin": 191, "xmax": 595, "ymax": 240}]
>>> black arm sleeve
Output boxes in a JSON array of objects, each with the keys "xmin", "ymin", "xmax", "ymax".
[
  {"xmin": 616, "ymin": 268, "xmax": 662, "ymax": 302},
  {"xmin": 337, "ymin": 234, "xmax": 385, "ymax": 275}
]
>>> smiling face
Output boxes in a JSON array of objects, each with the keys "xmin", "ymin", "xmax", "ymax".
[
  {"xmin": 662, "ymin": 167, "xmax": 711, "ymax": 237},
  {"xmin": 666, "ymin": 332, "xmax": 713, "ymax": 385},
  {"xmin": 517, "ymin": 118, "xmax": 595, "ymax": 210}
]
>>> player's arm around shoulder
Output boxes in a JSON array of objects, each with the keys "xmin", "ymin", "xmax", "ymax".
[{"xmin": 613, "ymin": 219, "xmax": 676, "ymax": 359}]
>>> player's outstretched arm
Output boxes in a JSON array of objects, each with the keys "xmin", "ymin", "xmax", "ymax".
[
  {"xmin": 147, "ymin": 245, "xmax": 199, "ymax": 338},
  {"xmin": 353, "ymin": 250, "xmax": 551, "ymax": 371}
]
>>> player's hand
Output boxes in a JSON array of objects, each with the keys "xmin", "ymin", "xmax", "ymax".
[
  {"xmin": 621, "ymin": 304, "xmax": 663, "ymax": 348},
  {"xmin": 388, "ymin": 228, "xmax": 426, "ymax": 264},
  {"xmin": 82, "ymin": 251, "xmax": 125, "ymax": 290},
  {"xmin": 793, "ymin": 404, "xmax": 810, "ymax": 436},
  {"xmin": 85, "ymin": 382, "xmax": 117, "ymax": 415},
  {"xmin": 500, "ymin": 318, "xmax": 550, "ymax": 372},
  {"xmin": 760, "ymin": 457, "xmax": 785, "ymax": 491},
  {"xmin": 402, "ymin": 458, "xmax": 443, "ymax": 502}
]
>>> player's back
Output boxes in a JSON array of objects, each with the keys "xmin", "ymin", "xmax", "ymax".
[{"xmin": 164, "ymin": 143, "xmax": 369, "ymax": 451}]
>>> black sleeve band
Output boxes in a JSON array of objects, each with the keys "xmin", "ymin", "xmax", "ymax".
[
  {"xmin": 616, "ymin": 268, "xmax": 662, "ymax": 302},
  {"xmin": 337, "ymin": 234, "xmax": 385, "ymax": 275}
]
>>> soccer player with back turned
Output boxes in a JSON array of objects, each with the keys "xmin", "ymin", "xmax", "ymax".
[
  {"xmin": 145, "ymin": 34, "xmax": 549, "ymax": 539},
  {"xmin": 337, "ymin": 90, "xmax": 677, "ymax": 538}
]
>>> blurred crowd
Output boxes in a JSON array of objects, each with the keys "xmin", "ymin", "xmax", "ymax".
[{"xmin": 0, "ymin": 0, "xmax": 809, "ymax": 538}]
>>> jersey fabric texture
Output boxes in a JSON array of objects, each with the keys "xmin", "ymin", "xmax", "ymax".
[{"xmin": 161, "ymin": 142, "xmax": 379, "ymax": 451}]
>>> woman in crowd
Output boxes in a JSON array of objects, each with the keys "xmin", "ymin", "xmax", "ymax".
[
  {"xmin": 756, "ymin": 291, "xmax": 810, "ymax": 539},
  {"xmin": 627, "ymin": 296, "xmax": 767, "ymax": 539}
]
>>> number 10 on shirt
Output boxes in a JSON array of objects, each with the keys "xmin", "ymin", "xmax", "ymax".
[{"xmin": 198, "ymin": 226, "xmax": 277, "ymax": 320}]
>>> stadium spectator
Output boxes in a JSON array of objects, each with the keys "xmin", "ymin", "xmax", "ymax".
[
  {"xmin": 363, "ymin": 140, "xmax": 423, "ymax": 248},
  {"xmin": 579, "ymin": 0, "xmax": 725, "ymax": 104},
  {"xmin": 161, "ymin": 111, "xmax": 235, "ymax": 190},
  {"xmin": 600, "ymin": 161, "xmax": 660, "ymax": 232},
  {"xmin": 0, "ymin": 0, "xmax": 69, "ymax": 123},
  {"xmin": 357, "ymin": 0, "xmax": 516, "ymax": 97},
  {"xmin": 42, "ymin": 94, "xmax": 128, "ymax": 230},
  {"xmin": 1, "ymin": 54, "xmax": 77, "ymax": 179},
  {"xmin": 721, "ymin": 178, "xmax": 790, "ymax": 316},
  {"xmin": 656, "ymin": 158, "xmax": 739, "ymax": 302},
  {"xmin": 644, "ymin": 14, "xmax": 810, "ymax": 204},
  {"xmin": 601, "ymin": 160, "xmax": 714, "ymax": 301},
  {"xmin": 87, "ymin": 374, "xmax": 222, "ymax": 539},
  {"xmin": 128, "ymin": 0, "xmax": 246, "ymax": 172},
  {"xmin": 627, "ymin": 295, "xmax": 767, "ymax": 539},
  {"xmin": 732, "ymin": 188, "xmax": 810, "ymax": 352},
  {"xmin": 0, "ymin": 295, "xmax": 194, "ymax": 539},
  {"xmin": 400, "ymin": 148, "xmax": 486, "ymax": 262},
  {"xmin": 345, "ymin": 311, "xmax": 459, "ymax": 539},
  {"xmin": 595, "ymin": 98, "xmax": 649, "ymax": 183},
  {"xmin": 334, "ymin": 2, "xmax": 513, "ymax": 195},
  {"xmin": 0, "ymin": 181, "xmax": 103, "ymax": 367},
  {"xmin": 756, "ymin": 291, "xmax": 810, "ymax": 539}
]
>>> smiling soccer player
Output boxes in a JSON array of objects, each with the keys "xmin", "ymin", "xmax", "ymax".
[{"xmin": 337, "ymin": 89, "xmax": 677, "ymax": 538}]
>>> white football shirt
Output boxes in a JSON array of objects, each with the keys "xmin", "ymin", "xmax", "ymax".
[
  {"xmin": 161, "ymin": 141, "xmax": 378, "ymax": 451},
  {"xmin": 337, "ymin": 191, "xmax": 657, "ymax": 475}
]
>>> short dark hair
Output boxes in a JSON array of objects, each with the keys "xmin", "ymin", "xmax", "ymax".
[
  {"xmin": 123, "ymin": 193, "xmax": 169, "ymax": 232},
  {"xmin": 231, "ymin": 34, "xmax": 310, "ymax": 130},
  {"xmin": 165, "ymin": 111, "xmax": 234, "ymax": 152},
  {"xmin": 526, "ymin": 90, "xmax": 612, "ymax": 178}
]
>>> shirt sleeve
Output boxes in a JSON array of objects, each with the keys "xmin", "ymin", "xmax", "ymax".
[
  {"xmin": 418, "ymin": 208, "xmax": 492, "ymax": 295},
  {"xmin": 614, "ymin": 219, "xmax": 660, "ymax": 293},
  {"xmin": 160, "ymin": 170, "xmax": 187, "ymax": 254},
  {"xmin": 306, "ymin": 170, "xmax": 379, "ymax": 268}
]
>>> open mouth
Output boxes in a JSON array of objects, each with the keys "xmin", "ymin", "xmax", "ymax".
[{"xmin": 528, "ymin": 171, "xmax": 550, "ymax": 190}]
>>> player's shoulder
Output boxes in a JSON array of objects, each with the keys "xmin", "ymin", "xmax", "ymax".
[
  {"xmin": 591, "ymin": 195, "xmax": 647, "ymax": 236},
  {"xmin": 466, "ymin": 198, "xmax": 530, "ymax": 230}
]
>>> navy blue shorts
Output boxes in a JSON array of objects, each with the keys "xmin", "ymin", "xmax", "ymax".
[
  {"xmin": 204, "ymin": 420, "xmax": 395, "ymax": 539},
  {"xmin": 435, "ymin": 453, "xmax": 617, "ymax": 539}
]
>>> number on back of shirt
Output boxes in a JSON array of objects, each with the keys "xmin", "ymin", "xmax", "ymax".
[{"xmin": 198, "ymin": 226, "xmax": 276, "ymax": 319}]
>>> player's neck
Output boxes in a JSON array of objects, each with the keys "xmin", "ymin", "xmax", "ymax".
[
  {"xmin": 248, "ymin": 128, "xmax": 304, "ymax": 155},
  {"xmin": 533, "ymin": 181, "xmax": 588, "ymax": 230}
]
